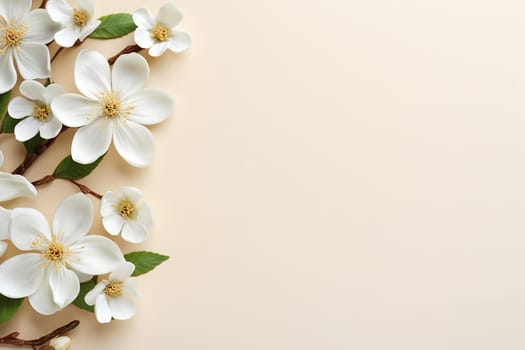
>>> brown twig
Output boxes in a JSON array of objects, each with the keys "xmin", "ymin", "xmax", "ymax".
[
  {"xmin": 0, "ymin": 320, "xmax": 79, "ymax": 348},
  {"xmin": 50, "ymin": 47, "xmax": 64, "ymax": 63},
  {"xmin": 32, "ymin": 176, "xmax": 103, "ymax": 200},
  {"xmin": 39, "ymin": 0, "xmax": 48, "ymax": 9},
  {"xmin": 108, "ymin": 44, "xmax": 143, "ymax": 65}
]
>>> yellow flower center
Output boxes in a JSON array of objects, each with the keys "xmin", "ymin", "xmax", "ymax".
[
  {"xmin": 33, "ymin": 104, "xmax": 50, "ymax": 122},
  {"xmin": 102, "ymin": 93, "xmax": 122, "ymax": 119},
  {"xmin": 104, "ymin": 280, "xmax": 124, "ymax": 297},
  {"xmin": 152, "ymin": 24, "xmax": 170, "ymax": 42},
  {"xmin": 119, "ymin": 201, "xmax": 135, "ymax": 219},
  {"xmin": 73, "ymin": 9, "xmax": 88, "ymax": 27},
  {"xmin": 0, "ymin": 19, "xmax": 26, "ymax": 53},
  {"xmin": 44, "ymin": 241, "xmax": 65, "ymax": 262}
]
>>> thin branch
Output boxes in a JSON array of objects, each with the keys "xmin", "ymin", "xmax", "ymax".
[
  {"xmin": 50, "ymin": 47, "xmax": 64, "ymax": 63},
  {"xmin": 70, "ymin": 179, "xmax": 103, "ymax": 199},
  {"xmin": 0, "ymin": 320, "xmax": 79, "ymax": 348},
  {"xmin": 108, "ymin": 44, "xmax": 143, "ymax": 65},
  {"xmin": 39, "ymin": 0, "xmax": 48, "ymax": 9}
]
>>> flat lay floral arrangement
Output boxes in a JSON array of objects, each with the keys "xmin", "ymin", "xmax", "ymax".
[{"xmin": 0, "ymin": 0, "xmax": 190, "ymax": 348}]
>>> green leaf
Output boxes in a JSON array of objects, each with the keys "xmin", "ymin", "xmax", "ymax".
[
  {"xmin": 1, "ymin": 114, "xmax": 20, "ymax": 133},
  {"xmin": 53, "ymin": 154, "xmax": 105, "ymax": 180},
  {"xmin": 24, "ymin": 135, "xmax": 44, "ymax": 154},
  {"xmin": 89, "ymin": 13, "xmax": 137, "ymax": 39},
  {"xmin": 72, "ymin": 280, "xmax": 95, "ymax": 313},
  {"xmin": 0, "ymin": 90, "xmax": 11, "ymax": 125},
  {"xmin": 0, "ymin": 295, "xmax": 23, "ymax": 325},
  {"xmin": 125, "ymin": 251, "xmax": 170, "ymax": 277}
]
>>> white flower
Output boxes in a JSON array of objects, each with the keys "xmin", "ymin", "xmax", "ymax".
[
  {"xmin": 133, "ymin": 2, "xmax": 191, "ymax": 57},
  {"xmin": 85, "ymin": 261, "xmax": 138, "ymax": 323},
  {"xmin": 0, "ymin": 0, "xmax": 60, "ymax": 93},
  {"xmin": 46, "ymin": 0, "xmax": 101, "ymax": 48},
  {"xmin": 49, "ymin": 336, "xmax": 71, "ymax": 350},
  {"xmin": 8, "ymin": 80, "xmax": 64, "ymax": 141},
  {"xmin": 0, "ymin": 193, "xmax": 124, "ymax": 315},
  {"xmin": 101, "ymin": 186, "xmax": 153, "ymax": 243},
  {"xmin": 0, "ymin": 150, "xmax": 37, "ymax": 256},
  {"xmin": 52, "ymin": 50, "xmax": 174, "ymax": 167}
]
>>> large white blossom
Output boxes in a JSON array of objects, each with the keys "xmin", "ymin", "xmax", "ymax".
[
  {"xmin": 8, "ymin": 80, "xmax": 64, "ymax": 141},
  {"xmin": 52, "ymin": 50, "xmax": 174, "ymax": 167},
  {"xmin": 85, "ymin": 261, "xmax": 138, "ymax": 323},
  {"xmin": 46, "ymin": 0, "xmax": 101, "ymax": 48},
  {"xmin": 0, "ymin": 150, "xmax": 37, "ymax": 256},
  {"xmin": 101, "ymin": 186, "xmax": 153, "ymax": 243},
  {"xmin": 0, "ymin": 0, "xmax": 59, "ymax": 93},
  {"xmin": 133, "ymin": 2, "xmax": 191, "ymax": 57},
  {"xmin": 0, "ymin": 193, "xmax": 124, "ymax": 315}
]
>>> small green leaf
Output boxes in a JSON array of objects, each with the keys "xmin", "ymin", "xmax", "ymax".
[
  {"xmin": 89, "ymin": 13, "xmax": 137, "ymax": 39},
  {"xmin": 0, "ymin": 295, "xmax": 23, "ymax": 325},
  {"xmin": 125, "ymin": 251, "xmax": 170, "ymax": 277},
  {"xmin": 0, "ymin": 90, "xmax": 11, "ymax": 124},
  {"xmin": 72, "ymin": 280, "xmax": 95, "ymax": 313},
  {"xmin": 24, "ymin": 135, "xmax": 44, "ymax": 154},
  {"xmin": 53, "ymin": 154, "xmax": 105, "ymax": 180},
  {"xmin": 1, "ymin": 113, "xmax": 20, "ymax": 133}
]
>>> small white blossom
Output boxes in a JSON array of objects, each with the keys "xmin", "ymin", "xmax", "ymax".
[
  {"xmin": 0, "ymin": 193, "xmax": 124, "ymax": 315},
  {"xmin": 8, "ymin": 80, "xmax": 64, "ymax": 141},
  {"xmin": 85, "ymin": 261, "xmax": 138, "ymax": 323},
  {"xmin": 52, "ymin": 50, "xmax": 174, "ymax": 167},
  {"xmin": 133, "ymin": 2, "xmax": 191, "ymax": 57},
  {"xmin": 46, "ymin": 0, "xmax": 101, "ymax": 48},
  {"xmin": 49, "ymin": 336, "xmax": 71, "ymax": 350},
  {"xmin": 101, "ymin": 187, "xmax": 153, "ymax": 243},
  {"xmin": 0, "ymin": 0, "xmax": 60, "ymax": 93}
]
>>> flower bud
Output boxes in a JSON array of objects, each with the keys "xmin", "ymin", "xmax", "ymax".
[{"xmin": 49, "ymin": 336, "xmax": 71, "ymax": 350}]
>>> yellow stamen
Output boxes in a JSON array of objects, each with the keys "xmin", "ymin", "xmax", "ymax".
[
  {"xmin": 73, "ymin": 9, "xmax": 88, "ymax": 27},
  {"xmin": 33, "ymin": 104, "xmax": 50, "ymax": 122},
  {"xmin": 104, "ymin": 280, "xmax": 124, "ymax": 297},
  {"xmin": 152, "ymin": 24, "xmax": 170, "ymax": 42},
  {"xmin": 44, "ymin": 241, "xmax": 65, "ymax": 262},
  {"xmin": 119, "ymin": 201, "xmax": 135, "ymax": 219},
  {"xmin": 0, "ymin": 19, "xmax": 26, "ymax": 54},
  {"xmin": 102, "ymin": 93, "xmax": 122, "ymax": 119}
]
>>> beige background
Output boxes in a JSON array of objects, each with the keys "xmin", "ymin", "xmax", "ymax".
[{"xmin": 2, "ymin": 0, "xmax": 525, "ymax": 349}]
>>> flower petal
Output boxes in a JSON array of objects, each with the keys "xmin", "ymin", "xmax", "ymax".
[
  {"xmin": 134, "ymin": 27, "xmax": 154, "ymax": 49},
  {"xmin": 108, "ymin": 296, "xmax": 136, "ymax": 320},
  {"xmin": 0, "ymin": 0, "xmax": 31, "ymax": 20},
  {"xmin": 148, "ymin": 41, "xmax": 169, "ymax": 57},
  {"xmin": 10, "ymin": 208, "xmax": 51, "ymax": 250},
  {"xmin": 109, "ymin": 261, "xmax": 135, "ymax": 280},
  {"xmin": 74, "ymin": 50, "xmax": 111, "ymax": 100},
  {"xmin": 137, "ymin": 202, "xmax": 154, "ymax": 228},
  {"xmin": 69, "ymin": 235, "xmax": 124, "ymax": 275},
  {"xmin": 14, "ymin": 117, "xmax": 41, "ymax": 142},
  {"xmin": 0, "ymin": 172, "xmax": 37, "ymax": 202},
  {"xmin": 133, "ymin": 8, "xmax": 155, "ymax": 29},
  {"xmin": 122, "ymin": 277, "xmax": 139, "ymax": 296},
  {"xmin": 157, "ymin": 2, "xmax": 183, "ymax": 28},
  {"xmin": 71, "ymin": 118, "xmax": 113, "ymax": 164},
  {"xmin": 0, "ymin": 241, "xmax": 7, "ymax": 257},
  {"xmin": 100, "ymin": 191, "xmax": 118, "ymax": 216},
  {"xmin": 46, "ymin": 0, "xmax": 74, "ymax": 24},
  {"xmin": 29, "ymin": 273, "xmax": 61, "ymax": 315},
  {"xmin": 53, "ymin": 193, "xmax": 93, "ymax": 245},
  {"xmin": 0, "ymin": 206, "xmax": 9, "ymax": 241},
  {"xmin": 14, "ymin": 43, "xmax": 50, "ymax": 79},
  {"xmin": 113, "ymin": 121, "xmax": 155, "ymax": 167},
  {"xmin": 77, "ymin": 0, "xmax": 94, "ymax": 18},
  {"xmin": 23, "ymin": 9, "xmax": 59, "ymax": 44},
  {"xmin": 102, "ymin": 214, "xmax": 125, "ymax": 235},
  {"xmin": 0, "ymin": 253, "xmax": 44, "ymax": 298},
  {"xmin": 72, "ymin": 268, "xmax": 93, "ymax": 283},
  {"xmin": 0, "ymin": 53, "xmax": 17, "ymax": 94},
  {"xmin": 94, "ymin": 294, "xmax": 112, "ymax": 323},
  {"xmin": 51, "ymin": 93, "xmax": 100, "ymax": 127},
  {"xmin": 43, "ymin": 83, "xmax": 64, "ymax": 103},
  {"xmin": 85, "ymin": 280, "xmax": 106, "ymax": 305},
  {"xmin": 169, "ymin": 30, "xmax": 192, "ymax": 53},
  {"xmin": 112, "ymin": 53, "xmax": 150, "ymax": 100},
  {"xmin": 54, "ymin": 26, "xmax": 80, "ymax": 48},
  {"xmin": 127, "ymin": 88, "xmax": 174, "ymax": 125},
  {"xmin": 20, "ymin": 79, "xmax": 45, "ymax": 101},
  {"xmin": 121, "ymin": 222, "xmax": 148, "ymax": 243},
  {"xmin": 49, "ymin": 266, "xmax": 80, "ymax": 308},
  {"xmin": 39, "ymin": 116, "xmax": 62, "ymax": 139},
  {"xmin": 8, "ymin": 96, "xmax": 34, "ymax": 119},
  {"xmin": 79, "ymin": 19, "xmax": 100, "ymax": 41},
  {"xmin": 121, "ymin": 186, "xmax": 142, "ymax": 203}
]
